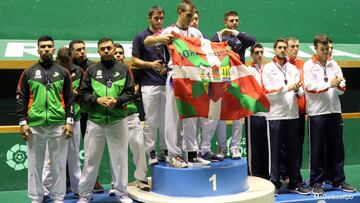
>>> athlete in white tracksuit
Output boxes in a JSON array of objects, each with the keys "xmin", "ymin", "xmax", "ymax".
[
  {"xmin": 302, "ymin": 34, "xmax": 352, "ymax": 192},
  {"xmin": 144, "ymin": 2, "xmax": 205, "ymax": 167},
  {"xmin": 261, "ymin": 39, "xmax": 305, "ymax": 192}
]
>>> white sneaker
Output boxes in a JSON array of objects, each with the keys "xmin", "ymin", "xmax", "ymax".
[
  {"xmin": 231, "ymin": 148, "xmax": 241, "ymax": 159},
  {"xmin": 108, "ymin": 188, "xmax": 116, "ymax": 196},
  {"xmin": 118, "ymin": 194, "xmax": 133, "ymax": 203},
  {"xmin": 194, "ymin": 157, "xmax": 211, "ymax": 165},
  {"xmin": 77, "ymin": 197, "xmax": 91, "ymax": 203}
]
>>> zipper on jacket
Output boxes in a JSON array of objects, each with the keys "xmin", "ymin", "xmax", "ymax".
[
  {"xmin": 106, "ymin": 75, "xmax": 112, "ymax": 124},
  {"xmin": 45, "ymin": 78, "xmax": 50, "ymax": 125}
]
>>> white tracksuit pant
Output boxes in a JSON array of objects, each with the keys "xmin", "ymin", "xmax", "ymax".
[
  {"xmin": 199, "ymin": 119, "xmax": 219, "ymax": 155},
  {"xmin": 182, "ymin": 117, "xmax": 218, "ymax": 153},
  {"xmin": 27, "ymin": 125, "xmax": 68, "ymax": 202},
  {"xmin": 200, "ymin": 119, "xmax": 243, "ymax": 154},
  {"xmin": 164, "ymin": 71, "xmax": 183, "ymax": 157},
  {"xmin": 141, "ymin": 85, "xmax": 166, "ymax": 154},
  {"xmin": 78, "ymin": 119, "xmax": 129, "ymax": 199},
  {"xmin": 42, "ymin": 121, "xmax": 81, "ymax": 195},
  {"xmin": 216, "ymin": 119, "xmax": 243, "ymax": 151},
  {"xmin": 110, "ymin": 113, "xmax": 147, "ymax": 182},
  {"xmin": 128, "ymin": 113, "xmax": 147, "ymax": 181}
]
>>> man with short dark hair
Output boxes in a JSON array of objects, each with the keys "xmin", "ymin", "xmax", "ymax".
[
  {"xmin": 69, "ymin": 39, "xmax": 104, "ymax": 193},
  {"xmin": 17, "ymin": 35, "xmax": 74, "ymax": 203},
  {"xmin": 69, "ymin": 40, "xmax": 94, "ymax": 72},
  {"xmin": 279, "ymin": 36, "xmax": 306, "ymax": 186},
  {"xmin": 246, "ymin": 43, "xmax": 269, "ymax": 180},
  {"xmin": 109, "ymin": 43, "xmax": 149, "ymax": 194},
  {"xmin": 211, "ymin": 10, "xmax": 256, "ymax": 63},
  {"xmin": 77, "ymin": 38, "xmax": 134, "ymax": 203},
  {"xmin": 210, "ymin": 10, "xmax": 256, "ymax": 161},
  {"xmin": 42, "ymin": 47, "xmax": 83, "ymax": 200},
  {"xmin": 303, "ymin": 34, "xmax": 356, "ymax": 195},
  {"xmin": 262, "ymin": 38, "xmax": 309, "ymax": 195},
  {"xmin": 132, "ymin": 5, "xmax": 169, "ymax": 166}
]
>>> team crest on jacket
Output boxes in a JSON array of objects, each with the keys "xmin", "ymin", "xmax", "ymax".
[
  {"xmin": 53, "ymin": 72, "xmax": 59, "ymax": 77},
  {"xmin": 71, "ymin": 72, "xmax": 76, "ymax": 78},
  {"xmin": 114, "ymin": 72, "xmax": 120, "ymax": 77},
  {"xmin": 34, "ymin": 70, "xmax": 42, "ymax": 79},
  {"xmin": 96, "ymin": 70, "xmax": 102, "ymax": 79}
]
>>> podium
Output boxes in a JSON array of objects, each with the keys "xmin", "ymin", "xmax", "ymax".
[{"xmin": 128, "ymin": 159, "xmax": 275, "ymax": 203}]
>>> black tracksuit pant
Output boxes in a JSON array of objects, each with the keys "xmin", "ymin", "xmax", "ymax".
[
  {"xmin": 246, "ymin": 116, "xmax": 269, "ymax": 180},
  {"xmin": 309, "ymin": 113, "xmax": 345, "ymax": 187},
  {"xmin": 268, "ymin": 119, "xmax": 302, "ymax": 189}
]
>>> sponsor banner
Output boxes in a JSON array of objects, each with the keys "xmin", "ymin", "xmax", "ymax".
[{"xmin": 0, "ymin": 40, "xmax": 360, "ymax": 61}]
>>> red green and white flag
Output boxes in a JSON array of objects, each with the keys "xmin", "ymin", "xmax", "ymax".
[{"xmin": 169, "ymin": 32, "xmax": 270, "ymax": 120}]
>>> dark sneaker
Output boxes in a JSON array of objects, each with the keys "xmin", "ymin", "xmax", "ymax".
[
  {"xmin": 289, "ymin": 184, "xmax": 311, "ymax": 195},
  {"xmin": 93, "ymin": 181, "xmax": 104, "ymax": 193},
  {"xmin": 201, "ymin": 151, "xmax": 223, "ymax": 162},
  {"xmin": 136, "ymin": 179, "xmax": 150, "ymax": 192},
  {"xmin": 42, "ymin": 195, "xmax": 50, "ymax": 203},
  {"xmin": 323, "ymin": 179, "xmax": 332, "ymax": 185},
  {"xmin": 158, "ymin": 149, "xmax": 169, "ymax": 163},
  {"xmin": 149, "ymin": 150, "xmax": 158, "ymax": 165},
  {"xmin": 73, "ymin": 193, "xmax": 80, "ymax": 199},
  {"xmin": 333, "ymin": 182, "xmax": 357, "ymax": 193},
  {"xmin": 312, "ymin": 184, "xmax": 324, "ymax": 196}
]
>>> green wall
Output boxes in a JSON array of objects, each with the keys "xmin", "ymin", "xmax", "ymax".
[{"xmin": 0, "ymin": 0, "xmax": 359, "ymax": 43}]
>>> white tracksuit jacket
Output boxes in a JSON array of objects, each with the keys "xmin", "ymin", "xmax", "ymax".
[
  {"xmin": 303, "ymin": 56, "xmax": 345, "ymax": 116},
  {"xmin": 261, "ymin": 59, "xmax": 304, "ymax": 120}
]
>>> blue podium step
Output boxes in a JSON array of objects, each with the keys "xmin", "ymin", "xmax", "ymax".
[{"xmin": 151, "ymin": 158, "xmax": 248, "ymax": 197}]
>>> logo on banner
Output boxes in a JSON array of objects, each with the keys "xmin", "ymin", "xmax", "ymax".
[{"xmin": 6, "ymin": 144, "xmax": 28, "ymax": 171}]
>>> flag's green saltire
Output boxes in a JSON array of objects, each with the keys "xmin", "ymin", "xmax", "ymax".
[
  {"xmin": 192, "ymin": 80, "xmax": 206, "ymax": 98},
  {"xmin": 220, "ymin": 55, "xmax": 230, "ymax": 67},
  {"xmin": 175, "ymin": 99, "xmax": 197, "ymax": 117},
  {"xmin": 228, "ymin": 82, "xmax": 268, "ymax": 113},
  {"xmin": 173, "ymin": 38, "xmax": 210, "ymax": 67}
]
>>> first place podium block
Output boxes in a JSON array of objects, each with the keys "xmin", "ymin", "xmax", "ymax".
[
  {"xmin": 128, "ymin": 159, "xmax": 275, "ymax": 203},
  {"xmin": 152, "ymin": 158, "xmax": 248, "ymax": 197}
]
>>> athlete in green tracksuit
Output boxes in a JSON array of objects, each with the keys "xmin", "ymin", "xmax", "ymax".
[
  {"xmin": 77, "ymin": 38, "xmax": 134, "ymax": 203},
  {"xmin": 16, "ymin": 36, "xmax": 74, "ymax": 203}
]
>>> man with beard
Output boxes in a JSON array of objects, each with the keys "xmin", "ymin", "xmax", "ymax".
[
  {"xmin": 132, "ymin": 5, "xmax": 169, "ymax": 166},
  {"xmin": 42, "ymin": 47, "xmax": 82, "ymax": 199},
  {"xmin": 16, "ymin": 35, "xmax": 74, "ymax": 203},
  {"xmin": 69, "ymin": 40, "xmax": 104, "ymax": 193},
  {"xmin": 77, "ymin": 38, "xmax": 134, "ymax": 203},
  {"xmin": 262, "ymin": 38, "xmax": 310, "ymax": 195}
]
